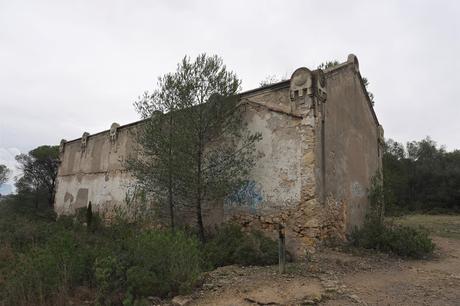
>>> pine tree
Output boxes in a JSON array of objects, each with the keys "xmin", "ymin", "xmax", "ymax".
[{"xmin": 128, "ymin": 54, "xmax": 262, "ymax": 240}]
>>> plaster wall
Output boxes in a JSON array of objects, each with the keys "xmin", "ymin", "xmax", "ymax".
[
  {"xmin": 225, "ymin": 86, "xmax": 322, "ymax": 256},
  {"xmin": 226, "ymin": 88, "xmax": 303, "ymax": 214},
  {"xmin": 322, "ymin": 63, "xmax": 381, "ymax": 234},
  {"xmin": 55, "ymin": 124, "xmax": 138, "ymax": 214},
  {"xmin": 55, "ymin": 86, "xmax": 306, "ymax": 219}
]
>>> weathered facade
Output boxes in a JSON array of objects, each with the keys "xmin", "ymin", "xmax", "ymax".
[{"xmin": 55, "ymin": 54, "xmax": 383, "ymax": 256}]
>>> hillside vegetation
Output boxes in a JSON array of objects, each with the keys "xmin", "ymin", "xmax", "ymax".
[
  {"xmin": 0, "ymin": 197, "xmax": 278, "ymax": 306},
  {"xmin": 383, "ymin": 137, "xmax": 460, "ymax": 215}
]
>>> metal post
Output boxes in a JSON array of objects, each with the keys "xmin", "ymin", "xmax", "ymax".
[{"xmin": 278, "ymin": 223, "xmax": 286, "ymax": 274}]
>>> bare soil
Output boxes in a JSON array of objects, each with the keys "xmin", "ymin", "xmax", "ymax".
[{"xmin": 179, "ymin": 216, "xmax": 460, "ymax": 306}]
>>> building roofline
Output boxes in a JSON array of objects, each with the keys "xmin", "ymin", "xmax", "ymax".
[
  {"xmin": 63, "ymin": 82, "xmax": 292, "ymax": 145},
  {"xmin": 356, "ymin": 71, "xmax": 380, "ymax": 126},
  {"xmin": 323, "ymin": 55, "xmax": 380, "ymax": 126},
  {"xmin": 239, "ymin": 80, "xmax": 290, "ymax": 97},
  {"xmin": 64, "ymin": 118, "xmax": 148, "ymax": 145}
]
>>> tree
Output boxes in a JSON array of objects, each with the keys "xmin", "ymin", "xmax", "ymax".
[
  {"xmin": 129, "ymin": 54, "xmax": 262, "ymax": 241},
  {"xmin": 128, "ymin": 75, "xmax": 183, "ymax": 229},
  {"xmin": 362, "ymin": 77, "xmax": 375, "ymax": 106},
  {"xmin": 383, "ymin": 137, "xmax": 460, "ymax": 214},
  {"xmin": 317, "ymin": 60, "xmax": 340, "ymax": 70},
  {"xmin": 0, "ymin": 164, "xmax": 10, "ymax": 189},
  {"xmin": 15, "ymin": 145, "xmax": 59, "ymax": 207},
  {"xmin": 259, "ymin": 75, "xmax": 287, "ymax": 87}
]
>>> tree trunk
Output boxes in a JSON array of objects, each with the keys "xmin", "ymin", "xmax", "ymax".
[
  {"xmin": 47, "ymin": 179, "xmax": 56, "ymax": 208},
  {"xmin": 278, "ymin": 223, "xmax": 286, "ymax": 274},
  {"xmin": 34, "ymin": 190, "xmax": 39, "ymax": 209},
  {"xmin": 196, "ymin": 196, "xmax": 205, "ymax": 242},
  {"xmin": 48, "ymin": 189, "xmax": 54, "ymax": 208},
  {"xmin": 196, "ymin": 165, "xmax": 205, "ymax": 241},
  {"xmin": 168, "ymin": 113, "xmax": 175, "ymax": 231},
  {"xmin": 196, "ymin": 131, "xmax": 205, "ymax": 242},
  {"xmin": 168, "ymin": 179, "xmax": 175, "ymax": 230}
]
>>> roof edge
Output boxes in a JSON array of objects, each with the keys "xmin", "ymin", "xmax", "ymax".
[
  {"xmin": 64, "ymin": 118, "xmax": 148, "ymax": 145},
  {"xmin": 323, "ymin": 54, "xmax": 380, "ymax": 127},
  {"xmin": 239, "ymin": 79, "xmax": 290, "ymax": 97},
  {"xmin": 63, "ymin": 81, "xmax": 292, "ymax": 145}
]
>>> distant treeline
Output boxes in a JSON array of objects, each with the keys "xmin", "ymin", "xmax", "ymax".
[{"xmin": 383, "ymin": 137, "xmax": 460, "ymax": 214}]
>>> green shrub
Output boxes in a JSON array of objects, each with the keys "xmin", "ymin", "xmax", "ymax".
[
  {"xmin": 386, "ymin": 225, "xmax": 435, "ymax": 258},
  {"xmin": 94, "ymin": 255, "xmax": 125, "ymax": 293},
  {"xmin": 0, "ymin": 199, "xmax": 116, "ymax": 305},
  {"xmin": 0, "ymin": 196, "xmax": 279, "ymax": 305},
  {"xmin": 125, "ymin": 266, "xmax": 159, "ymax": 296},
  {"xmin": 123, "ymin": 229, "xmax": 202, "ymax": 297},
  {"xmin": 2, "ymin": 213, "xmax": 203, "ymax": 305},
  {"xmin": 351, "ymin": 220, "xmax": 435, "ymax": 258},
  {"xmin": 0, "ymin": 213, "xmax": 51, "ymax": 252},
  {"xmin": 2, "ymin": 231, "xmax": 96, "ymax": 306},
  {"xmin": 204, "ymin": 223, "xmax": 278, "ymax": 268},
  {"xmin": 351, "ymin": 172, "xmax": 435, "ymax": 259}
]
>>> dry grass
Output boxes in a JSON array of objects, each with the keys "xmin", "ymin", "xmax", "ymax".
[{"xmin": 391, "ymin": 214, "xmax": 460, "ymax": 240}]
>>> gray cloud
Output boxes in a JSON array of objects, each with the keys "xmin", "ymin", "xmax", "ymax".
[{"xmin": 1, "ymin": 0, "xmax": 459, "ymax": 158}]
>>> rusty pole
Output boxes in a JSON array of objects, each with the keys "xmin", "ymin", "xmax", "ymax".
[{"xmin": 278, "ymin": 223, "xmax": 286, "ymax": 274}]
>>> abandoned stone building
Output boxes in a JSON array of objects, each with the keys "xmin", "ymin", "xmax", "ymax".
[{"xmin": 54, "ymin": 54, "xmax": 383, "ymax": 256}]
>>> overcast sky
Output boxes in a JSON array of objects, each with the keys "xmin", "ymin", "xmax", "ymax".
[{"xmin": 0, "ymin": 0, "xmax": 459, "ymax": 190}]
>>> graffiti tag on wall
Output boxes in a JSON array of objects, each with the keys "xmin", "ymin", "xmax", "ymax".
[
  {"xmin": 225, "ymin": 180, "xmax": 263, "ymax": 209},
  {"xmin": 351, "ymin": 181, "xmax": 366, "ymax": 197}
]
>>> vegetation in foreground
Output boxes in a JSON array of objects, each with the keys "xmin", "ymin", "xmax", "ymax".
[
  {"xmin": 393, "ymin": 214, "xmax": 460, "ymax": 240},
  {"xmin": 0, "ymin": 198, "xmax": 278, "ymax": 306},
  {"xmin": 351, "ymin": 218, "xmax": 435, "ymax": 259},
  {"xmin": 350, "ymin": 175, "xmax": 435, "ymax": 259}
]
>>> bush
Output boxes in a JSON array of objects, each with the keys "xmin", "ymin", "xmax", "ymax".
[
  {"xmin": 0, "ymin": 196, "xmax": 279, "ymax": 305},
  {"xmin": 123, "ymin": 230, "xmax": 202, "ymax": 297},
  {"xmin": 386, "ymin": 225, "xmax": 435, "ymax": 258},
  {"xmin": 351, "ymin": 220, "xmax": 435, "ymax": 258},
  {"xmin": 351, "ymin": 172, "xmax": 435, "ymax": 259},
  {"xmin": 94, "ymin": 255, "xmax": 125, "ymax": 294},
  {"xmin": 203, "ymin": 223, "xmax": 278, "ymax": 268},
  {"xmin": 2, "ymin": 230, "xmax": 96, "ymax": 306},
  {"xmin": 0, "ymin": 199, "xmax": 115, "ymax": 305},
  {"xmin": 1, "ymin": 219, "xmax": 202, "ymax": 304}
]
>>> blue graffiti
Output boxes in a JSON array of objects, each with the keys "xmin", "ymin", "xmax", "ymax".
[{"xmin": 226, "ymin": 180, "xmax": 263, "ymax": 209}]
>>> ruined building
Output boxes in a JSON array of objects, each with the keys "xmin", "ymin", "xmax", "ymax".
[{"xmin": 55, "ymin": 54, "xmax": 383, "ymax": 256}]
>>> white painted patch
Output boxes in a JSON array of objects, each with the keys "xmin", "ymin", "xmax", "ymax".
[{"xmin": 351, "ymin": 181, "xmax": 366, "ymax": 197}]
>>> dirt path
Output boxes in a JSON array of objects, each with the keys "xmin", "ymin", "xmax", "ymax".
[
  {"xmin": 323, "ymin": 237, "xmax": 460, "ymax": 306},
  {"xmin": 184, "ymin": 236, "xmax": 460, "ymax": 306}
]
